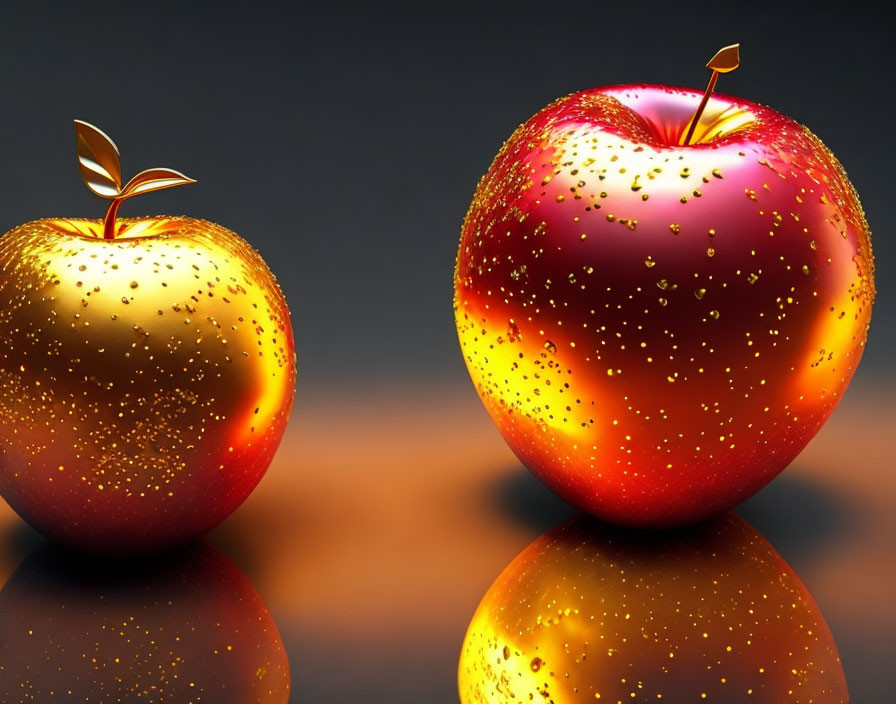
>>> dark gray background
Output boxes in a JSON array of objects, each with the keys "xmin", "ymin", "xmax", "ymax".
[{"xmin": 0, "ymin": 0, "xmax": 891, "ymax": 388}]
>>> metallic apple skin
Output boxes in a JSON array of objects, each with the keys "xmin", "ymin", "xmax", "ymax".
[
  {"xmin": 0, "ymin": 217, "xmax": 296, "ymax": 553},
  {"xmin": 455, "ymin": 84, "xmax": 874, "ymax": 525},
  {"xmin": 459, "ymin": 513, "xmax": 847, "ymax": 704},
  {"xmin": 0, "ymin": 542, "xmax": 290, "ymax": 702}
]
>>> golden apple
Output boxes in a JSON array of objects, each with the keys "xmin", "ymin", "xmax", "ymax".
[{"xmin": 0, "ymin": 122, "xmax": 295, "ymax": 552}]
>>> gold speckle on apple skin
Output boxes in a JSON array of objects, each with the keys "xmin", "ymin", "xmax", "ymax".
[
  {"xmin": 0, "ymin": 216, "xmax": 296, "ymax": 553},
  {"xmin": 454, "ymin": 84, "xmax": 874, "ymax": 526},
  {"xmin": 458, "ymin": 513, "xmax": 848, "ymax": 704}
]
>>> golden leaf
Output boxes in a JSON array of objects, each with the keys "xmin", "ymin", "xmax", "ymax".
[
  {"xmin": 72, "ymin": 121, "xmax": 198, "ymax": 239},
  {"xmin": 119, "ymin": 168, "xmax": 196, "ymax": 199},
  {"xmin": 707, "ymin": 44, "xmax": 740, "ymax": 73},
  {"xmin": 74, "ymin": 120, "xmax": 122, "ymax": 198}
]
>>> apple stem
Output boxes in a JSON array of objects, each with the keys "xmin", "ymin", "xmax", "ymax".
[
  {"xmin": 683, "ymin": 71, "xmax": 718, "ymax": 146},
  {"xmin": 682, "ymin": 44, "xmax": 741, "ymax": 146},
  {"xmin": 103, "ymin": 198, "xmax": 123, "ymax": 240}
]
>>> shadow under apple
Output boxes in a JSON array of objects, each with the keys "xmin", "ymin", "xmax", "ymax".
[
  {"xmin": 487, "ymin": 465, "xmax": 579, "ymax": 534},
  {"xmin": 490, "ymin": 463, "xmax": 856, "ymax": 564},
  {"xmin": 0, "ymin": 519, "xmax": 43, "ymax": 569},
  {"xmin": 735, "ymin": 465, "xmax": 858, "ymax": 567}
]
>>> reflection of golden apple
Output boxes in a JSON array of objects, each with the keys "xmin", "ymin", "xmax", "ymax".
[
  {"xmin": 459, "ymin": 513, "xmax": 847, "ymax": 703},
  {"xmin": 0, "ymin": 122, "xmax": 295, "ymax": 553},
  {"xmin": 0, "ymin": 542, "xmax": 290, "ymax": 702}
]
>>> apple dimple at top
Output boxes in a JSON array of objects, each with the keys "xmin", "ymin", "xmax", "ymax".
[
  {"xmin": 600, "ymin": 85, "xmax": 762, "ymax": 147},
  {"xmin": 528, "ymin": 45, "xmax": 765, "ymax": 150},
  {"xmin": 48, "ymin": 216, "xmax": 190, "ymax": 241},
  {"xmin": 539, "ymin": 83, "xmax": 794, "ymax": 152}
]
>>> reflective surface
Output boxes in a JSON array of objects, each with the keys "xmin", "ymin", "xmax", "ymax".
[
  {"xmin": 454, "ymin": 84, "xmax": 874, "ymax": 526},
  {"xmin": 460, "ymin": 513, "xmax": 846, "ymax": 703},
  {"xmin": 0, "ymin": 381, "xmax": 891, "ymax": 702}
]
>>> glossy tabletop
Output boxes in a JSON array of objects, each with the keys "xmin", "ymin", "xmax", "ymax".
[{"xmin": 0, "ymin": 377, "xmax": 892, "ymax": 702}]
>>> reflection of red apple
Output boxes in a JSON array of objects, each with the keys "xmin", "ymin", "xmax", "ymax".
[
  {"xmin": 455, "ymin": 82, "xmax": 874, "ymax": 525},
  {"xmin": 459, "ymin": 513, "xmax": 847, "ymax": 703},
  {"xmin": 0, "ymin": 542, "xmax": 290, "ymax": 702}
]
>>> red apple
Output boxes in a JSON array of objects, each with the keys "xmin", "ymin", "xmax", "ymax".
[
  {"xmin": 0, "ymin": 542, "xmax": 290, "ymax": 702},
  {"xmin": 455, "ymin": 83, "xmax": 874, "ymax": 525}
]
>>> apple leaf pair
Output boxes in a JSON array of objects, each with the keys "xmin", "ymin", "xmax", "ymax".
[{"xmin": 74, "ymin": 120, "xmax": 195, "ymax": 203}]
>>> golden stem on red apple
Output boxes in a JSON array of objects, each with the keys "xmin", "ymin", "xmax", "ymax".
[
  {"xmin": 682, "ymin": 43, "xmax": 741, "ymax": 146},
  {"xmin": 683, "ymin": 72, "xmax": 718, "ymax": 146}
]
